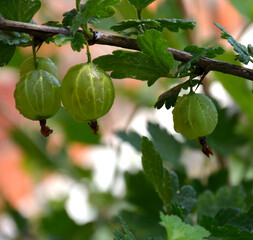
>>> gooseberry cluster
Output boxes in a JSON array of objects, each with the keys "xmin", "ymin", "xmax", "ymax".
[{"xmin": 14, "ymin": 57, "xmax": 115, "ymax": 136}]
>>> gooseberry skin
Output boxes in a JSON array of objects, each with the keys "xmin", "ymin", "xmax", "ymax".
[
  {"xmin": 14, "ymin": 70, "xmax": 61, "ymax": 120},
  {"xmin": 61, "ymin": 63, "xmax": 115, "ymax": 122},
  {"xmin": 172, "ymin": 92, "xmax": 218, "ymax": 140},
  {"xmin": 19, "ymin": 57, "xmax": 58, "ymax": 79}
]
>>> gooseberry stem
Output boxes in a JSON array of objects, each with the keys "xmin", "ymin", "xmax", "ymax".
[
  {"xmin": 76, "ymin": 0, "xmax": 80, "ymax": 12},
  {"xmin": 85, "ymin": 40, "xmax": 91, "ymax": 63},
  {"xmin": 32, "ymin": 41, "xmax": 38, "ymax": 70}
]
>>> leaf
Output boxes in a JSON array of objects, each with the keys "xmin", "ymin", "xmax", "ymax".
[
  {"xmin": 207, "ymin": 169, "xmax": 229, "ymax": 192},
  {"xmin": 197, "ymin": 186, "xmax": 246, "ymax": 221},
  {"xmin": 0, "ymin": 30, "xmax": 30, "ymax": 45},
  {"xmin": 70, "ymin": 0, "xmax": 120, "ymax": 34},
  {"xmin": 141, "ymin": 137, "xmax": 174, "ymax": 206},
  {"xmin": 214, "ymin": 23, "xmax": 250, "ymax": 64},
  {"xmin": 114, "ymin": 217, "xmax": 137, "ymax": 240},
  {"xmin": 179, "ymin": 45, "xmax": 225, "ymax": 74},
  {"xmin": 62, "ymin": 8, "xmax": 78, "ymax": 27},
  {"xmin": 215, "ymin": 207, "xmax": 253, "ymax": 232},
  {"xmin": 127, "ymin": 0, "xmax": 156, "ymax": 10},
  {"xmin": 94, "ymin": 29, "xmax": 174, "ymax": 86},
  {"xmin": 0, "ymin": 43, "xmax": 16, "ymax": 66},
  {"xmin": 0, "ymin": 0, "xmax": 41, "ymax": 22},
  {"xmin": 160, "ymin": 213, "xmax": 210, "ymax": 240},
  {"xmin": 200, "ymin": 215, "xmax": 253, "ymax": 240},
  {"xmin": 154, "ymin": 80, "xmax": 199, "ymax": 110},
  {"xmin": 137, "ymin": 29, "xmax": 174, "ymax": 77},
  {"xmin": 70, "ymin": 32, "xmax": 86, "ymax": 52},
  {"xmin": 111, "ymin": 19, "xmax": 160, "ymax": 35},
  {"xmin": 184, "ymin": 45, "xmax": 225, "ymax": 58},
  {"xmin": 93, "ymin": 50, "xmax": 163, "ymax": 83},
  {"xmin": 116, "ymin": 131, "xmax": 142, "ymax": 152},
  {"xmin": 147, "ymin": 122, "xmax": 183, "ymax": 171},
  {"xmin": 155, "ymin": 19, "xmax": 196, "ymax": 32},
  {"xmin": 52, "ymin": 34, "xmax": 72, "ymax": 47}
]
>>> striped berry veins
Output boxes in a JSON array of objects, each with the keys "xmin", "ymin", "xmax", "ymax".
[
  {"xmin": 172, "ymin": 92, "xmax": 218, "ymax": 139},
  {"xmin": 14, "ymin": 70, "xmax": 61, "ymax": 120},
  {"xmin": 61, "ymin": 63, "xmax": 115, "ymax": 122}
]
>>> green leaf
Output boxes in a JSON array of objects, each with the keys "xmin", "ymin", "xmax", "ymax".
[
  {"xmin": 155, "ymin": 19, "xmax": 196, "ymax": 32},
  {"xmin": 197, "ymin": 186, "xmax": 246, "ymax": 221},
  {"xmin": 70, "ymin": 32, "xmax": 86, "ymax": 52},
  {"xmin": 0, "ymin": 0, "xmax": 41, "ymax": 22},
  {"xmin": 147, "ymin": 122, "xmax": 183, "ymax": 171},
  {"xmin": 137, "ymin": 29, "xmax": 174, "ymax": 76},
  {"xmin": 200, "ymin": 215, "xmax": 253, "ymax": 240},
  {"xmin": 160, "ymin": 213, "xmax": 210, "ymax": 240},
  {"xmin": 127, "ymin": 0, "xmax": 156, "ymax": 10},
  {"xmin": 0, "ymin": 30, "xmax": 30, "ymax": 45},
  {"xmin": 179, "ymin": 45, "xmax": 224, "ymax": 74},
  {"xmin": 141, "ymin": 137, "xmax": 174, "ymax": 206},
  {"xmin": 52, "ymin": 34, "xmax": 72, "ymax": 47},
  {"xmin": 62, "ymin": 8, "xmax": 78, "ymax": 27},
  {"xmin": 114, "ymin": 217, "xmax": 137, "ymax": 240},
  {"xmin": 207, "ymin": 169, "xmax": 229, "ymax": 192},
  {"xmin": 215, "ymin": 207, "xmax": 253, "ymax": 232},
  {"xmin": 93, "ymin": 50, "xmax": 162, "ymax": 83},
  {"xmin": 111, "ymin": 19, "xmax": 160, "ymax": 35},
  {"xmin": 0, "ymin": 43, "xmax": 16, "ymax": 66},
  {"xmin": 116, "ymin": 130, "xmax": 142, "ymax": 152},
  {"xmin": 94, "ymin": 29, "xmax": 174, "ymax": 86},
  {"xmin": 184, "ymin": 45, "xmax": 225, "ymax": 58},
  {"xmin": 154, "ymin": 80, "xmax": 199, "ymax": 110},
  {"xmin": 70, "ymin": 0, "xmax": 120, "ymax": 34},
  {"xmin": 214, "ymin": 23, "xmax": 250, "ymax": 64}
]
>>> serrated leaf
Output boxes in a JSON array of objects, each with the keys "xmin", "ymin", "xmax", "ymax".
[
  {"xmin": 156, "ymin": 19, "xmax": 196, "ymax": 32},
  {"xmin": 116, "ymin": 131, "xmax": 142, "ymax": 152},
  {"xmin": 70, "ymin": 0, "xmax": 120, "ymax": 34},
  {"xmin": 62, "ymin": 8, "xmax": 78, "ymax": 27},
  {"xmin": 160, "ymin": 213, "xmax": 210, "ymax": 240},
  {"xmin": 200, "ymin": 215, "xmax": 253, "ymax": 240},
  {"xmin": 127, "ymin": 0, "xmax": 156, "ymax": 10},
  {"xmin": 93, "ymin": 50, "xmax": 162, "ymax": 82},
  {"xmin": 0, "ymin": 0, "xmax": 41, "ymax": 22},
  {"xmin": 114, "ymin": 217, "xmax": 137, "ymax": 240},
  {"xmin": 179, "ymin": 45, "xmax": 224, "ymax": 74},
  {"xmin": 147, "ymin": 122, "xmax": 183, "ymax": 171},
  {"xmin": 137, "ymin": 29, "xmax": 174, "ymax": 75},
  {"xmin": 141, "ymin": 137, "xmax": 174, "ymax": 206},
  {"xmin": 0, "ymin": 30, "xmax": 30, "ymax": 45},
  {"xmin": 154, "ymin": 80, "xmax": 199, "ymax": 110},
  {"xmin": 215, "ymin": 207, "xmax": 253, "ymax": 232},
  {"xmin": 0, "ymin": 43, "xmax": 16, "ymax": 66},
  {"xmin": 111, "ymin": 19, "xmax": 160, "ymax": 35},
  {"xmin": 197, "ymin": 186, "xmax": 246, "ymax": 221},
  {"xmin": 215, "ymin": 22, "xmax": 250, "ymax": 64},
  {"xmin": 70, "ymin": 32, "xmax": 86, "ymax": 52}
]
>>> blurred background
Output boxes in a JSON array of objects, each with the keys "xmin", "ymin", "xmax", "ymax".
[{"xmin": 0, "ymin": 0, "xmax": 253, "ymax": 239}]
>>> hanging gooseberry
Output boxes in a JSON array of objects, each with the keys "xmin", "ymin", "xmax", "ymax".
[
  {"xmin": 14, "ymin": 69, "xmax": 61, "ymax": 136},
  {"xmin": 19, "ymin": 56, "xmax": 58, "ymax": 78},
  {"xmin": 172, "ymin": 92, "xmax": 218, "ymax": 140},
  {"xmin": 61, "ymin": 63, "xmax": 115, "ymax": 127}
]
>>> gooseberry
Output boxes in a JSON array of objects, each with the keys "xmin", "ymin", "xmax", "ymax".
[
  {"xmin": 14, "ymin": 69, "xmax": 61, "ymax": 136},
  {"xmin": 172, "ymin": 92, "xmax": 218, "ymax": 140},
  {"xmin": 61, "ymin": 63, "xmax": 115, "ymax": 123},
  {"xmin": 20, "ymin": 56, "xmax": 58, "ymax": 79}
]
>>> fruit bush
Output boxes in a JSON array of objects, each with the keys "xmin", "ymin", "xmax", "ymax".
[{"xmin": 0, "ymin": 0, "xmax": 253, "ymax": 239}]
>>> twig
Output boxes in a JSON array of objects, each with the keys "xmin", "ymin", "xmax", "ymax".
[{"xmin": 0, "ymin": 16, "xmax": 253, "ymax": 81}]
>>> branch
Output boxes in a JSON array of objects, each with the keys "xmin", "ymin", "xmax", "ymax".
[{"xmin": 0, "ymin": 16, "xmax": 253, "ymax": 81}]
